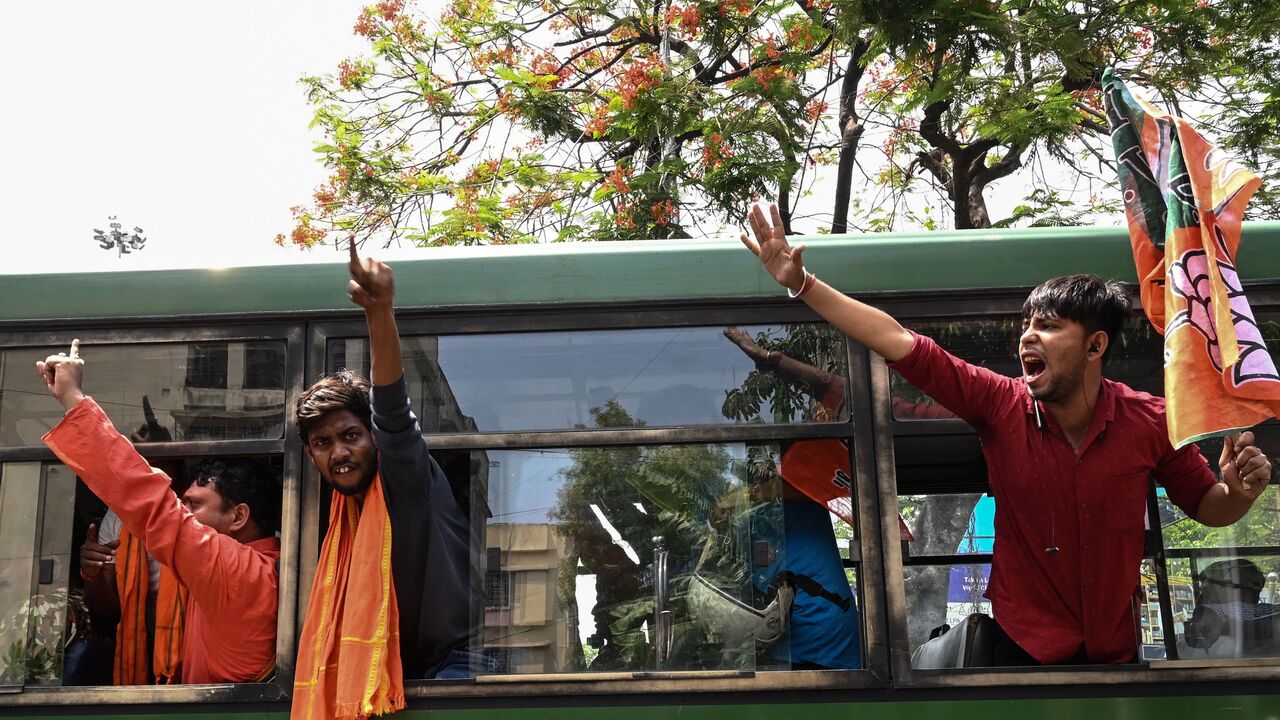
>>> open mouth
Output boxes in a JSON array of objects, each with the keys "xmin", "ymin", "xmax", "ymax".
[
  {"xmin": 1021, "ymin": 353, "xmax": 1046, "ymax": 384},
  {"xmin": 332, "ymin": 463, "xmax": 358, "ymax": 479}
]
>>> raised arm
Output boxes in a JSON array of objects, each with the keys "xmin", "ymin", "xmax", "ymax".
[
  {"xmin": 741, "ymin": 203, "xmax": 914, "ymax": 362},
  {"xmin": 348, "ymin": 240, "xmax": 403, "ymax": 386},
  {"xmin": 38, "ymin": 342, "xmax": 273, "ymax": 622}
]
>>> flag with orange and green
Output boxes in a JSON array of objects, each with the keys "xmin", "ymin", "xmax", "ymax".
[{"xmin": 1103, "ymin": 69, "xmax": 1280, "ymax": 448}]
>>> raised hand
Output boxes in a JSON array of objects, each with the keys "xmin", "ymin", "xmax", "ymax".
[
  {"xmin": 35, "ymin": 339, "xmax": 87, "ymax": 411},
  {"xmin": 739, "ymin": 203, "xmax": 806, "ymax": 293},
  {"xmin": 79, "ymin": 522, "xmax": 119, "ymax": 581},
  {"xmin": 1219, "ymin": 431, "xmax": 1272, "ymax": 499},
  {"xmin": 347, "ymin": 239, "xmax": 395, "ymax": 312}
]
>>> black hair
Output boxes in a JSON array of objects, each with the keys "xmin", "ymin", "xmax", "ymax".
[
  {"xmin": 191, "ymin": 458, "xmax": 281, "ymax": 534},
  {"xmin": 295, "ymin": 369, "xmax": 372, "ymax": 443},
  {"xmin": 1022, "ymin": 274, "xmax": 1130, "ymax": 362}
]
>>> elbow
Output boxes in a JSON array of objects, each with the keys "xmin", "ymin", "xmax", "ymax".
[{"xmin": 879, "ymin": 329, "xmax": 916, "ymax": 363}]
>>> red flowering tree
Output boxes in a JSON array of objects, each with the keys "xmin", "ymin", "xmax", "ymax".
[
  {"xmin": 279, "ymin": 0, "xmax": 859, "ymax": 246},
  {"xmin": 279, "ymin": 0, "xmax": 1280, "ymax": 241}
]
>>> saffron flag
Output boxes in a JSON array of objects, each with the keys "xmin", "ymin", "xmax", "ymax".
[{"xmin": 1103, "ymin": 69, "xmax": 1280, "ymax": 447}]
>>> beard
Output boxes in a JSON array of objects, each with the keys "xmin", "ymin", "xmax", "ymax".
[
  {"xmin": 1028, "ymin": 354, "xmax": 1086, "ymax": 405},
  {"xmin": 327, "ymin": 465, "xmax": 376, "ymax": 496}
]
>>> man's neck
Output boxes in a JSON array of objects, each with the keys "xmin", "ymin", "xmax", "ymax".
[
  {"xmin": 1044, "ymin": 375, "xmax": 1104, "ymax": 450},
  {"xmin": 233, "ymin": 526, "xmax": 273, "ymax": 545}
]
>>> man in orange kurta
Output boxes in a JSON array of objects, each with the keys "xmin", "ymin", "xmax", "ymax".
[{"xmin": 38, "ymin": 340, "xmax": 280, "ymax": 684}]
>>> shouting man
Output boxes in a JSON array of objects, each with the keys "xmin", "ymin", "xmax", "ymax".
[{"xmin": 740, "ymin": 203, "xmax": 1272, "ymax": 665}]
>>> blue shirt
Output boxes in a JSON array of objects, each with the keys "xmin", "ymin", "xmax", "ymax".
[{"xmin": 754, "ymin": 500, "xmax": 862, "ymax": 669}]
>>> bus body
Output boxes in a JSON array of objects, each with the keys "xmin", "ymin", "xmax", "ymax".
[{"xmin": 1, "ymin": 224, "xmax": 1279, "ymax": 718}]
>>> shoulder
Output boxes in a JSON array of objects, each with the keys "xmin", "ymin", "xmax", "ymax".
[{"xmin": 1110, "ymin": 380, "xmax": 1167, "ymax": 428}]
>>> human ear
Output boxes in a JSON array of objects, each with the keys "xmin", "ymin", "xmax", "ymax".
[
  {"xmin": 229, "ymin": 503, "xmax": 251, "ymax": 533},
  {"xmin": 1087, "ymin": 331, "xmax": 1108, "ymax": 358}
]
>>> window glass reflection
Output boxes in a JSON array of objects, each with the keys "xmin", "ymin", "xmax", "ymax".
[
  {"xmin": 328, "ymin": 324, "xmax": 849, "ymax": 433},
  {"xmin": 0, "ymin": 463, "xmax": 42, "ymax": 687},
  {"xmin": 0, "ymin": 464, "xmax": 79, "ymax": 687},
  {"xmin": 448, "ymin": 438, "xmax": 863, "ymax": 675},
  {"xmin": 0, "ymin": 342, "xmax": 287, "ymax": 447}
]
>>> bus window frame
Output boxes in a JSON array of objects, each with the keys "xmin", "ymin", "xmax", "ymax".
[
  {"xmin": 303, "ymin": 299, "xmax": 891, "ymax": 696},
  {"xmin": 0, "ymin": 322, "xmax": 304, "ymax": 707},
  {"xmin": 872, "ymin": 286, "xmax": 1280, "ymax": 688}
]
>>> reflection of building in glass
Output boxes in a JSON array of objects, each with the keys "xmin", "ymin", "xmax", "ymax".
[
  {"xmin": 482, "ymin": 523, "xmax": 575, "ymax": 674},
  {"xmin": 176, "ymin": 342, "xmax": 286, "ymax": 441}
]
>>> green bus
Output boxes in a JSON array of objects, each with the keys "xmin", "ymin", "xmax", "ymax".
[{"xmin": 1, "ymin": 224, "xmax": 1278, "ymax": 719}]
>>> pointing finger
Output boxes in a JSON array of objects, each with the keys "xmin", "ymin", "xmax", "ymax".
[
  {"xmin": 69, "ymin": 339, "xmax": 80, "ymax": 360},
  {"xmin": 347, "ymin": 239, "xmax": 369, "ymax": 283},
  {"xmin": 87, "ymin": 523, "xmax": 98, "ymax": 544}
]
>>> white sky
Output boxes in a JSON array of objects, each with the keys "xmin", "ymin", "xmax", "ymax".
[{"xmin": 0, "ymin": 1, "xmax": 438, "ymax": 275}]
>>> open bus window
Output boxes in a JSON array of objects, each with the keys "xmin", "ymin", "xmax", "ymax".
[
  {"xmin": 327, "ymin": 324, "xmax": 850, "ymax": 433},
  {"xmin": 899, "ymin": 493, "xmax": 992, "ymax": 654},
  {"xmin": 465, "ymin": 441, "xmax": 864, "ymax": 675},
  {"xmin": 0, "ymin": 341, "xmax": 288, "ymax": 447},
  {"xmin": 1153, "ymin": 311, "xmax": 1280, "ymax": 661},
  {"xmin": 1157, "ymin": 442, "xmax": 1280, "ymax": 661},
  {"xmin": 0, "ymin": 457, "xmax": 285, "ymax": 689}
]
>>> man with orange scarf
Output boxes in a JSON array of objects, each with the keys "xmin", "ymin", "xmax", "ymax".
[
  {"xmin": 37, "ymin": 343, "xmax": 281, "ymax": 684},
  {"xmin": 292, "ymin": 243, "xmax": 473, "ymax": 720}
]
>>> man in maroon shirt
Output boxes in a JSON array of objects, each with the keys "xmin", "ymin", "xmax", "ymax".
[{"xmin": 739, "ymin": 203, "xmax": 1274, "ymax": 665}]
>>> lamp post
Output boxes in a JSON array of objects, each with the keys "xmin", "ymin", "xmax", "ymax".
[{"xmin": 93, "ymin": 217, "xmax": 146, "ymax": 257}]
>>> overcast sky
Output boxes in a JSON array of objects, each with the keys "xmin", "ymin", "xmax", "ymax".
[{"xmin": 0, "ymin": 1, "xmax": 425, "ymax": 275}]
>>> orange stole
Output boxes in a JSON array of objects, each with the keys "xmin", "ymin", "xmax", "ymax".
[
  {"xmin": 113, "ymin": 527, "xmax": 187, "ymax": 685},
  {"xmin": 292, "ymin": 475, "xmax": 404, "ymax": 720}
]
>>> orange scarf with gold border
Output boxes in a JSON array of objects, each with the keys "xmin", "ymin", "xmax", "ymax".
[{"xmin": 292, "ymin": 475, "xmax": 404, "ymax": 720}]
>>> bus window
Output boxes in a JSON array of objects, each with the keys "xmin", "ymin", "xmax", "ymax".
[
  {"xmin": 1153, "ymin": 311, "xmax": 1280, "ymax": 661},
  {"xmin": 60, "ymin": 456, "xmax": 283, "ymax": 687},
  {"xmin": 470, "ymin": 442, "xmax": 862, "ymax": 675},
  {"xmin": 0, "ymin": 341, "xmax": 288, "ymax": 448},
  {"xmin": 899, "ymin": 493, "xmax": 993, "ymax": 653},
  {"xmin": 0, "ymin": 463, "xmax": 43, "ymax": 689},
  {"xmin": 327, "ymin": 323, "xmax": 849, "ymax": 433},
  {"xmin": 326, "ymin": 322, "xmax": 865, "ymax": 676}
]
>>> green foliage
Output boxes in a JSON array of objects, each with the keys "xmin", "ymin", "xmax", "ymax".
[
  {"xmin": 991, "ymin": 188, "xmax": 1121, "ymax": 229},
  {"xmin": 281, "ymin": 0, "xmax": 1280, "ymax": 243},
  {"xmin": 549, "ymin": 400, "xmax": 751, "ymax": 670},
  {"xmin": 721, "ymin": 325, "xmax": 848, "ymax": 423}
]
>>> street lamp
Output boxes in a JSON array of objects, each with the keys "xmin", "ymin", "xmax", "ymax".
[{"xmin": 93, "ymin": 216, "xmax": 146, "ymax": 257}]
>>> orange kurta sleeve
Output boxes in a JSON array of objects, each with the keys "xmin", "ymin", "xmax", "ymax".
[{"xmin": 43, "ymin": 398, "xmax": 278, "ymax": 683}]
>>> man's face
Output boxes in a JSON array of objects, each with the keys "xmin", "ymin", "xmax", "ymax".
[
  {"xmin": 182, "ymin": 481, "xmax": 240, "ymax": 536},
  {"xmin": 1019, "ymin": 312, "xmax": 1091, "ymax": 404},
  {"xmin": 304, "ymin": 409, "xmax": 377, "ymax": 496}
]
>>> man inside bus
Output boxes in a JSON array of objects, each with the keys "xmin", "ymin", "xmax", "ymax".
[
  {"xmin": 291, "ymin": 242, "xmax": 472, "ymax": 718},
  {"xmin": 739, "ymin": 203, "xmax": 1273, "ymax": 665},
  {"xmin": 36, "ymin": 346, "xmax": 281, "ymax": 683}
]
